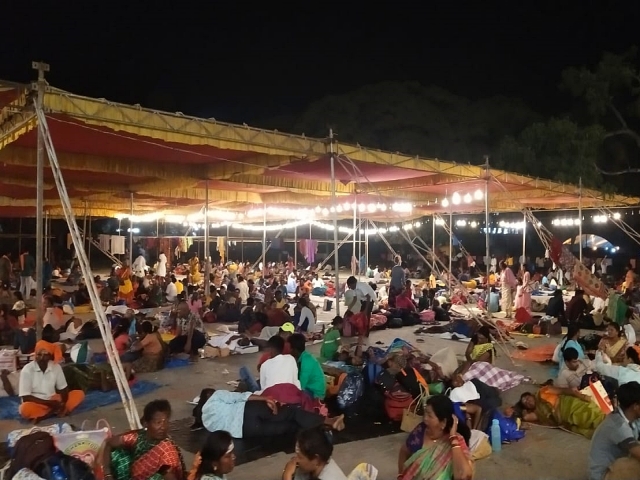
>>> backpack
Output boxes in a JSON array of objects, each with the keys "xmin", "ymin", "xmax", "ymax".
[
  {"xmin": 8, "ymin": 432, "xmax": 56, "ymax": 478},
  {"xmin": 35, "ymin": 452, "xmax": 96, "ymax": 480}
]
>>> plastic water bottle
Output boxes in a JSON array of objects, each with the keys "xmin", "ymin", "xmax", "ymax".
[
  {"xmin": 491, "ymin": 419, "xmax": 502, "ymax": 452},
  {"xmin": 51, "ymin": 465, "xmax": 68, "ymax": 480}
]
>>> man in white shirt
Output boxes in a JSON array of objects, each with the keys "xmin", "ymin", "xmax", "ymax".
[
  {"xmin": 345, "ymin": 276, "xmax": 376, "ymax": 340},
  {"xmin": 237, "ymin": 275, "xmax": 249, "ymax": 304},
  {"xmin": 258, "ymin": 335, "xmax": 300, "ymax": 392},
  {"xmin": 19, "ymin": 341, "xmax": 85, "ymax": 421},
  {"xmin": 166, "ymin": 277, "xmax": 178, "ymax": 302},
  {"xmin": 312, "ymin": 275, "xmax": 324, "ymax": 289},
  {"xmin": 557, "ymin": 347, "xmax": 592, "ymax": 389}
]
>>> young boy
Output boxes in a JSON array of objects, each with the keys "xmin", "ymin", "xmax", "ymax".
[{"xmin": 319, "ymin": 316, "xmax": 343, "ymax": 362}]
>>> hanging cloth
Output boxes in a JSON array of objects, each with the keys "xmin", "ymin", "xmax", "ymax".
[
  {"xmin": 99, "ymin": 235, "xmax": 111, "ymax": 251},
  {"xmin": 305, "ymin": 240, "xmax": 318, "ymax": 264},
  {"xmin": 217, "ymin": 237, "xmax": 226, "ymax": 264},
  {"xmin": 111, "ymin": 236, "xmax": 126, "ymax": 255},
  {"xmin": 66, "ymin": 233, "xmax": 73, "ymax": 250},
  {"xmin": 298, "ymin": 239, "xmax": 307, "ymax": 258}
]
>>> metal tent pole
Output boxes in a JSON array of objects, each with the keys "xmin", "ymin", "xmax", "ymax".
[
  {"xmin": 129, "ymin": 193, "xmax": 134, "ymax": 266},
  {"xmin": 484, "ymin": 157, "xmax": 491, "ymax": 289},
  {"xmin": 365, "ymin": 219, "xmax": 369, "ymax": 274},
  {"xmin": 204, "ymin": 181, "xmax": 210, "ymax": 295},
  {"xmin": 579, "ymin": 177, "xmax": 583, "ymax": 263},
  {"xmin": 33, "ymin": 61, "xmax": 48, "ymax": 337},
  {"xmin": 88, "ymin": 209, "xmax": 92, "ymax": 264},
  {"xmin": 521, "ymin": 212, "xmax": 526, "ymax": 269},
  {"xmin": 35, "ymin": 103, "xmax": 141, "ymax": 429},
  {"xmin": 262, "ymin": 204, "xmax": 267, "ymax": 276},
  {"xmin": 432, "ymin": 215, "xmax": 436, "ymax": 270},
  {"xmin": 82, "ymin": 201, "xmax": 88, "ymax": 251},
  {"xmin": 44, "ymin": 211, "xmax": 48, "ymax": 260},
  {"xmin": 448, "ymin": 209, "xmax": 453, "ymax": 294},
  {"xmin": 352, "ymin": 203, "xmax": 357, "ymax": 276},
  {"xmin": 329, "ymin": 129, "xmax": 341, "ymax": 316},
  {"xmin": 294, "ymin": 224, "xmax": 297, "ymax": 268}
]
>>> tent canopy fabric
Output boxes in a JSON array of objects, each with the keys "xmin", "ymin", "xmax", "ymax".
[
  {"xmin": 564, "ymin": 234, "xmax": 614, "ymax": 250},
  {"xmin": 0, "ymin": 80, "xmax": 638, "ymax": 220}
]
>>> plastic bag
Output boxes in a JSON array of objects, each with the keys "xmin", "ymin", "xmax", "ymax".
[
  {"xmin": 337, "ymin": 372, "xmax": 364, "ymax": 409},
  {"xmin": 53, "ymin": 420, "xmax": 111, "ymax": 465},
  {"xmin": 486, "ymin": 411, "xmax": 525, "ymax": 443}
]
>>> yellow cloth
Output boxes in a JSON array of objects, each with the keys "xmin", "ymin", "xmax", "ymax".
[
  {"xmin": 176, "ymin": 282, "xmax": 184, "ymax": 295},
  {"xmin": 217, "ymin": 237, "xmax": 226, "ymax": 264},
  {"xmin": 471, "ymin": 342, "xmax": 494, "ymax": 361}
]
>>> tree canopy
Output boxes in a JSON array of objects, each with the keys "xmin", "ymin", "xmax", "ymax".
[
  {"xmin": 262, "ymin": 50, "xmax": 640, "ymax": 196},
  {"xmin": 278, "ymin": 81, "xmax": 539, "ymax": 164}
]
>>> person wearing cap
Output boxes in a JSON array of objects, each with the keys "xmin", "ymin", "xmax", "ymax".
[
  {"xmin": 254, "ymin": 322, "xmax": 295, "ymax": 368},
  {"xmin": 18, "ymin": 340, "xmax": 85, "ymax": 421}
]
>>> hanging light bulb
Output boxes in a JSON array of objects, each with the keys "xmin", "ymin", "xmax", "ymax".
[
  {"xmin": 380, "ymin": 204, "xmax": 387, "ymax": 211},
  {"xmin": 322, "ymin": 208, "xmax": 329, "ymax": 215},
  {"xmin": 452, "ymin": 192, "xmax": 461, "ymax": 205},
  {"xmin": 463, "ymin": 193, "xmax": 472, "ymax": 203},
  {"xmin": 336, "ymin": 205, "xmax": 343, "ymax": 213},
  {"xmin": 441, "ymin": 198, "xmax": 449, "ymax": 208},
  {"xmin": 315, "ymin": 206, "xmax": 321, "ymax": 213},
  {"xmin": 474, "ymin": 189, "xmax": 483, "ymax": 200}
]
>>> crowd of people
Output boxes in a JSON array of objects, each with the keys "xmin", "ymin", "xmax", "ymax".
[{"xmin": 3, "ymin": 244, "xmax": 640, "ymax": 479}]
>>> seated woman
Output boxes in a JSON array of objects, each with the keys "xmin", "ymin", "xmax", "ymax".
[
  {"xmin": 397, "ymin": 395, "xmax": 473, "ymax": 480},
  {"xmin": 98, "ymin": 399, "xmax": 185, "ymax": 480},
  {"xmin": 192, "ymin": 388, "xmax": 345, "ymax": 438},
  {"xmin": 122, "ymin": 321, "xmax": 167, "ymax": 379},
  {"xmin": 598, "ymin": 323, "xmax": 629, "ymax": 365},
  {"xmin": 113, "ymin": 318, "xmax": 131, "ymax": 357},
  {"xmin": 296, "ymin": 297, "xmax": 317, "ymax": 333},
  {"xmin": 18, "ymin": 340, "xmax": 85, "ymax": 422},
  {"xmin": 511, "ymin": 385, "xmax": 605, "ymax": 439},
  {"xmin": 282, "ymin": 426, "xmax": 348, "ymax": 480},
  {"xmin": 465, "ymin": 326, "xmax": 495, "ymax": 365},
  {"xmin": 187, "ymin": 430, "xmax": 236, "ymax": 480},
  {"xmin": 554, "ymin": 324, "xmax": 584, "ymax": 371}
]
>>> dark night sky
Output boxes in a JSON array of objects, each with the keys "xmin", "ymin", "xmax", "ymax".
[{"xmin": 2, "ymin": 1, "xmax": 639, "ymax": 125}]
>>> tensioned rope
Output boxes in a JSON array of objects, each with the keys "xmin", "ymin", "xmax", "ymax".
[
  {"xmin": 35, "ymin": 104, "xmax": 141, "ymax": 429},
  {"xmin": 333, "ymin": 149, "xmax": 515, "ymax": 360}
]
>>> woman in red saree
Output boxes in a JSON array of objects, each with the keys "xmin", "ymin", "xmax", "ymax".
[{"xmin": 96, "ymin": 399, "xmax": 185, "ymax": 480}]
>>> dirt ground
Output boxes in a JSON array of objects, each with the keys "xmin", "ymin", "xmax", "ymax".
[{"xmin": 1, "ymin": 270, "xmax": 592, "ymax": 479}]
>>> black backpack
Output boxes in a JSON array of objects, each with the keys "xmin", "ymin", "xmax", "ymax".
[{"xmin": 35, "ymin": 452, "xmax": 96, "ymax": 480}]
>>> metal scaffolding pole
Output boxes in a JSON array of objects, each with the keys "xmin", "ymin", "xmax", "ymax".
[
  {"xmin": 204, "ymin": 181, "xmax": 210, "ymax": 295},
  {"xmin": 33, "ymin": 61, "xmax": 48, "ymax": 337},
  {"xmin": 294, "ymin": 224, "xmax": 297, "ymax": 268},
  {"xmin": 44, "ymin": 211, "xmax": 48, "ymax": 260},
  {"xmin": 262, "ymin": 205, "xmax": 267, "ymax": 276},
  {"xmin": 365, "ymin": 220, "xmax": 369, "ymax": 274},
  {"xmin": 88, "ymin": 209, "xmax": 92, "ymax": 263},
  {"xmin": 128, "ymin": 193, "xmax": 134, "ymax": 265},
  {"xmin": 329, "ymin": 129, "xmax": 341, "ymax": 316},
  {"xmin": 484, "ymin": 157, "xmax": 491, "ymax": 289},
  {"xmin": 432, "ymin": 215, "xmax": 436, "ymax": 270},
  {"xmin": 352, "ymin": 203, "xmax": 357, "ymax": 276},
  {"xmin": 579, "ymin": 177, "xmax": 583, "ymax": 263},
  {"xmin": 521, "ymin": 212, "xmax": 526, "ymax": 268},
  {"xmin": 448, "ymin": 209, "xmax": 453, "ymax": 293}
]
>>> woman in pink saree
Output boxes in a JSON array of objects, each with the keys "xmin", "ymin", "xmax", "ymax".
[{"xmin": 515, "ymin": 271, "xmax": 533, "ymax": 314}]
